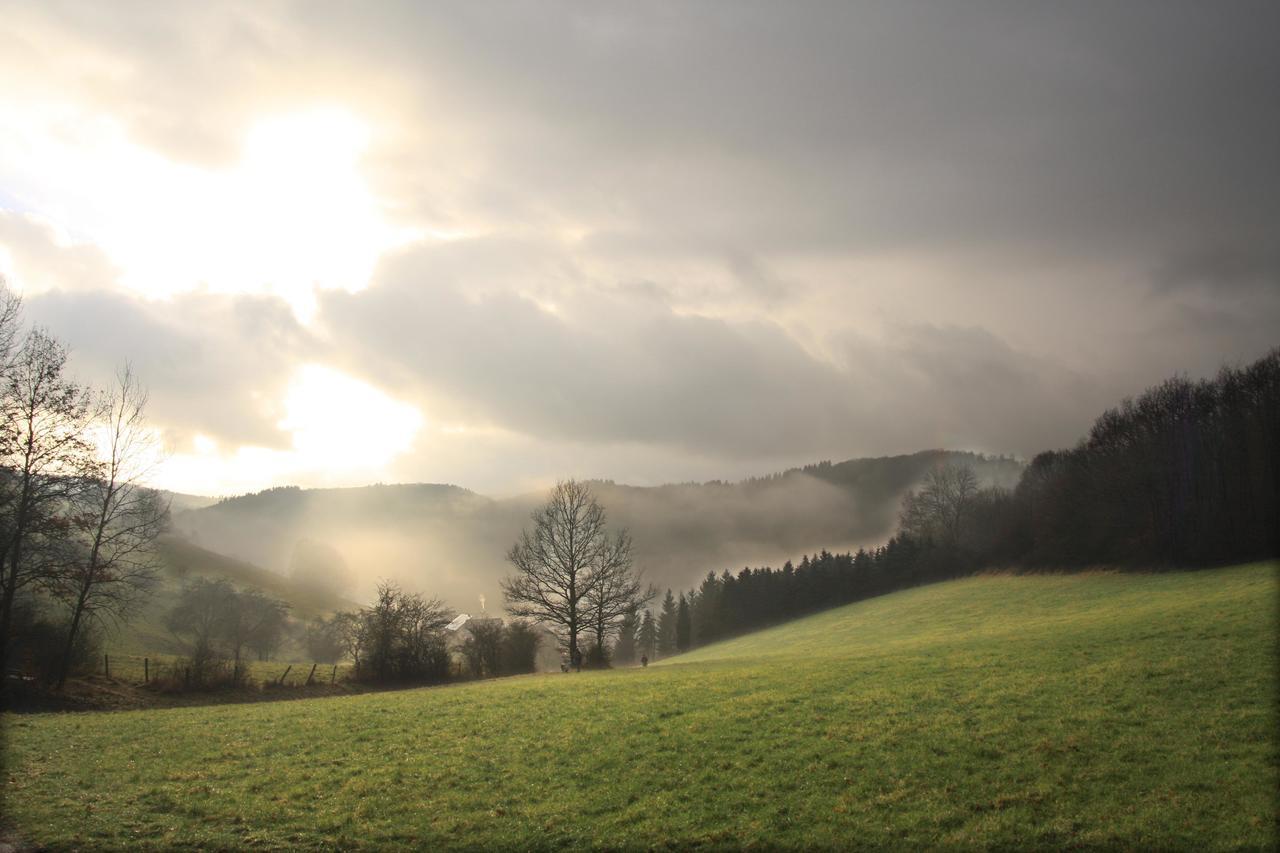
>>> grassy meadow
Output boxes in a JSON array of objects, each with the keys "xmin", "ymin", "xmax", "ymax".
[
  {"xmin": 3, "ymin": 562, "xmax": 1276, "ymax": 849},
  {"xmin": 96, "ymin": 653, "xmax": 353, "ymax": 688}
]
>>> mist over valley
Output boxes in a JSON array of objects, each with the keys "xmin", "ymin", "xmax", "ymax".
[{"xmin": 170, "ymin": 450, "xmax": 1023, "ymax": 610}]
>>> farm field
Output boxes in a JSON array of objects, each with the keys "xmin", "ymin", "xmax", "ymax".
[{"xmin": 3, "ymin": 561, "xmax": 1276, "ymax": 850}]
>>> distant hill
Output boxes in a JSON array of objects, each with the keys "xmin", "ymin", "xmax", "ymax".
[
  {"xmin": 170, "ymin": 450, "xmax": 1022, "ymax": 612},
  {"xmin": 159, "ymin": 490, "xmax": 220, "ymax": 513}
]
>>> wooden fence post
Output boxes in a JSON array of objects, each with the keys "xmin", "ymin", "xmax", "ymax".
[
  {"xmin": 331, "ymin": 665, "xmax": 337, "ymax": 684},
  {"xmin": 104, "ymin": 654, "xmax": 110, "ymax": 678},
  {"xmin": 278, "ymin": 664, "xmax": 292, "ymax": 686},
  {"xmin": 305, "ymin": 663, "xmax": 317, "ymax": 686}
]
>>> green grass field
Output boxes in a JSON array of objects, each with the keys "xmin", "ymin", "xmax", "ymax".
[{"xmin": 4, "ymin": 562, "xmax": 1276, "ymax": 850}]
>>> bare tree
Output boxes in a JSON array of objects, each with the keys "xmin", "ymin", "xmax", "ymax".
[
  {"xmin": 221, "ymin": 588, "xmax": 290, "ymax": 683},
  {"xmin": 900, "ymin": 463, "xmax": 980, "ymax": 546},
  {"xmin": 582, "ymin": 529, "xmax": 654, "ymax": 665},
  {"xmin": 395, "ymin": 589, "xmax": 452, "ymax": 679},
  {"xmin": 302, "ymin": 614, "xmax": 347, "ymax": 664},
  {"xmin": 341, "ymin": 582, "xmax": 452, "ymax": 683},
  {"xmin": 167, "ymin": 579, "xmax": 289, "ymax": 685},
  {"xmin": 461, "ymin": 617, "xmax": 504, "ymax": 677},
  {"xmin": 0, "ymin": 328, "xmax": 94, "ymax": 677},
  {"xmin": 333, "ymin": 610, "xmax": 366, "ymax": 670},
  {"xmin": 244, "ymin": 591, "xmax": 290, "ymax": 662},
  {"xmin": 501, "ymin": 480, "xmax": 622, "ymax": 669},
  {"xmin": 0, "ymin": 283, "xmax": 22, "ymax": 370},
  {"xmin": 166, "ymin": 577, "xmax": 235, "ymax": 685},
  {"xmin": 51, "ymin": 367, "xmax": 168, "ymax": 688}
]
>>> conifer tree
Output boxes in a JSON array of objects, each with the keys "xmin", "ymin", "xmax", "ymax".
[
  {"xmin": 612, "ymin": 604, "xmax": 638, "ymax": 664},
  {"xmin": 656, "ymin": 589, "xmax": 677, "ymax": 657},
  {"xmin": 691, "ymin": 571, "xmax": 722, "ymax": 646},
  {"xmin": 638, "ymin": 609, "xmax": 656, "ymax": 661},
  {"xmin": 675, "ymin": 592, "xmax": 691, "ymax": 652}
]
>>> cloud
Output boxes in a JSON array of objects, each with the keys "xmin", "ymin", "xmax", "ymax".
[
  {"xmin": 0, "ymin": 209, "xmax": 316, "ymax": 452},
  {"xmin": 318, "ymin": 243, "xmax": 1111, "ymax": 463},
  {"xmin": 1, "ymin": 2, "xmax": 1277, "ymax": 494},
  {"xmin": 1154, "ymin": 245, "xmax": 1280, "ymax": 295},
  {"xmin": 318, "ymin": 243, "xmax": 855, "ymax": 457},
  {"xmin": 837, "ymin": 324, "xmax": 1107, "ymax": 456},
  {"xmin": 24, "ymin": 287, "xmax": 313, "ymax": 449},
  {"xmin": 0, "ymin": 210, "xmax": 120, "ymax": 293},
  {"xmin": 13, "ymin": 2, "xmax": 1278, "ymax": 268}
]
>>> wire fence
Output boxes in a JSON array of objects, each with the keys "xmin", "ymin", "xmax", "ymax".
[{"xmin": 97, "ymin": 653, "xmax": 354, "ymax": 689}]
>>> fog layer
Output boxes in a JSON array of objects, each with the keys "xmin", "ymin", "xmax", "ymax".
[{"xmin": 172, "ymin": 451, "xmax": 1022, "ymax": 609}]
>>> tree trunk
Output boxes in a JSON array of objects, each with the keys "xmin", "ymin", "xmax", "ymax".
[
  {"xmin": 0, "ymin": 543, "xmax": 22, "ymax": 696},
  {"xmin": 55, "ymin": 590, "xmax": 89, "ymax": 690},
  {"xmin": 568, "ymin": 614, "xmax": 580, "ymax": 670},
  {"xmin": 0, "ymin": 558, "xmax": 14, "ymax": 675}
]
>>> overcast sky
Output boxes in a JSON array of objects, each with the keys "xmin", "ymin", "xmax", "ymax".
[{"xmin": 1, "ymin": 1, "xmax": 1276, "ymax": 496}]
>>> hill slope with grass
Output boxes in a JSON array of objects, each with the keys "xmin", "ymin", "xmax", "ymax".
[
  {"xmin": 100, "ymin": 535, "xmax": 359, "ymax": 661},
  {"xmin": 4, "ymin": 561, "xmax": 1276, "ymax": 849}
]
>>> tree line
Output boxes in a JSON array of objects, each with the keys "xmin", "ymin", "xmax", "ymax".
[
  {"xmin": 162, "ymin": 578, "xmax": 291, "ymax": 686},
  {"xmin": 312, "ymin": 583, "xmax": 542, "ymax": 685},
  {"xmin": 160, "ymin": 578, "xmax": 545, "ymax": 689},
  {"xmin": 0, "ymin": 285, "xmax": 169, "ymax": 697},
  {"xmin": 627, "ymin": 348, "xmax": 1279, "ymax": 660},
  {"xmin": 1015, "ymin": 351, "xmax": 1278, "ymax": 567}
]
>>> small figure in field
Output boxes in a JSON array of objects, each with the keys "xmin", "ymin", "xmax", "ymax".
[{"xmin": 640, "ymin": 654, "xmax": 649, "ymax": 668}]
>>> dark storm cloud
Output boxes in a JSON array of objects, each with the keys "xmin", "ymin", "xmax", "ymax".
[{"xmin": 318, "ymin": 1, "xmax": 1280, "ymax": 262}]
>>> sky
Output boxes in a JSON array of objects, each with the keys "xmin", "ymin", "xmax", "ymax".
[{"xmin": 0, "ymin": 1, "xmax": 1276, "ymax": 497}]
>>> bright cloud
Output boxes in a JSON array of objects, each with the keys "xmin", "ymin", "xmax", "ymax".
[
  {"xmin": 152, "ymin": 363, "xmax": 423, "ymax": 495},
  {"xmin": 0, "ymin": 101, "xmax": 412, "ymax": 317}
]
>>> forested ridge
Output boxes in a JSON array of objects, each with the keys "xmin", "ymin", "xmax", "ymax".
[{"xmin": 624, "ymin": 348, "xmax": 1280, "ymax": 660}]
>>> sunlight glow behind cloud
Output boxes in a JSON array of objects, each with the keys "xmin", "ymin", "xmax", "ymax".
[
  {"xmin": 153, "ymin": 364, "xmax": 423, "ymax": 495},
  {"xmin": 0, "ymin": 103, "xmax": 412, "ymax": 318},
  {"xmin": 279, "ymin": 364, "xmax": 423, "ymax": 472}
]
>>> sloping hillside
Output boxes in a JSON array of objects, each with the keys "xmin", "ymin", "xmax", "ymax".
[
  {"xmin": 102, "ymin": 535, "xmax": 359, "ymax": 658},
  {"xmin": 7, "ymin": 561, "xmax": 1274, "ymax": 849},
  {"xmin": 170, "ymin": 450, "xmax": 1023, "ymax": 608}
]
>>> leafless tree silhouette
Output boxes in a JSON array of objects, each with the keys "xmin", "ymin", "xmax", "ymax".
[
  {"xmin": 502, "ymin": 480, "xmax": 639, "ymax": 668},
  {"xmin": 51, "ymin": 366, "xmax": 168, "ymax": 688}
]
